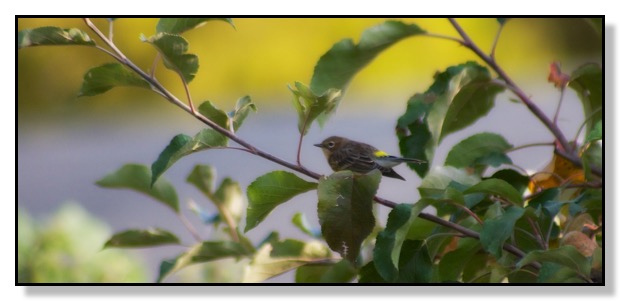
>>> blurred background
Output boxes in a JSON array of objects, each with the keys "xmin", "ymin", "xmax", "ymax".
[{"xmin": 17, "ymin": 18, "xmax": 602, "ymax": 282}]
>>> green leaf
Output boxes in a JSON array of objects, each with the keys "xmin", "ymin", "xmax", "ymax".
[
  {"xmin": 214, "ymin": 177, "xmax": 245, "ymax": 223},
  {"xmin": 359, "ymin": 261, "xmax": 386, "ymax": 283},
  {"xmin": 489, "ymin": 169, "xmax": 530, "ymax": 194},
  {"xmin": 289, "ymin": 82, "xmax": 341, "ymax": 135},
  {"xmin": 103, "ymin": 228, "xmax": 180, "ymax": 249},
  {"xmin": 479, "ymin": 206, "xmax": 525, "ymax": 258},
  {"xmin": 243, "ymin": 239, "xmax": 331, "ymax": 283},
  {"xmin": 464, "ymin": 178, "xmax": 523, "ymax": 207},
  {"xmin": 373, "ymin": 201, "xmax": 431, "ymax": 282},
  {"xmin": 159, "ymin": 240, "xmax": 253, "ymax": 282},
  {"xmin": 245, "ymin": 171, "xmax": 317, "ymax": 232},
  {"xmin": 438, "ymin": 238, "xmax": 481, "ymax": 281},
  {"xmin": 146, "ymin": 33, "xmax": 198, "ymax": 83},
  {"xmin": 318, "ymin": 170, "xmax": 380, "ymax": 263},
  {"xmin": 156, "ymin": 18, "xmax": 235, "ymax": 34},
  {"xmin": 396, "ymin": 240, "xmax": 432, "ymax": 283},
  {"xmin": 396, "ymin": 95, "xmax": 433, "ymax": 177},
  {"xmin": 292, "ymin": 212, "xmax": 320, "ymax": 238},
  {"xmin": 230, "ymin": 96, "xmax": 257, "ymax": 132},
  {"xmin": 569, "ymin": 63, "xmax": 602, "ymax": 134},
  {"xmin": 96, "ymin": 164, "xmax": 179, "ymax": 213},
  {"xmin": 586, "ymin": 120, "xmax": 602, "ymax": 142},
  {"xmin": 79, "ymin": 63, "xmax": 151, "ymax": 97},
  {"xmin": 310, "ymin": 21, "xmax": 425, "ymax": 126},
  {"xmin": 397, "ymin": 62, "xmax": 505, "ymax": 174},
  {"xmin": 445, "ymin": 133, "xmax": 513, "ymax": 175},
  {"xmin": 320, "ymin": 20, "xmax": 424, "ymax": 93},
  {"xmin": 18, "ymin": 26, "xmax": 95, "ymax": 48},
  {"xmin": 198, "ymin": 101, "xmax": 229, "ymax": 130},
  {"xmin": 151, "ymin": 129, "xmax": 227, "ymax": 186},
  {"xmin": 517, "ymin": 246, "xmax": 591, "ymax": 277},
  {"xmin": 538, "ymin": 262, "xmax": 586, "ymax": 283},
  {"xmin": 527, "ymin": 188, "xmax": 561, "ymax": 217},
  {"xmin": 496, "ymin": 18, "xmax": 510, "ymax": 25},
  {"xmin": 418, "ymin": 166, "xmax": 480, "ymax": 199},
  {"xmin": 156, "ymin": 258, "xmax": 176, "ymax": 283},
  {"xmin": 186, "ymin": 165, "xmax": 216, "ymax": 197},
  {"xmin": 295, "ymin": 260, "xmax": 356, "ymax": 283}
]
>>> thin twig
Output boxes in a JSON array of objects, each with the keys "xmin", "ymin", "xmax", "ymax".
[
  {"xmin": 108, "ymin": 18, "xmax": 114, "ymax": 41},
  {"xmin": 525, "ymin": 217, "xmax": 547, "ymax": 249},
  {"xmin": 507, "ymin": 142, "xmax": 554, "ymax": 153},
  {"xmin": 178, "ymin": 212, "xmax": 202, "ymax": 242},
  {"xmin": 296, "ymin": 113, "xmax": 312, "ymax": 166},
  {"xmin": 422, "ymin": 32, "xmax": 464, "ymax": 44},
  {"xmin": 573, "ymin": 107, "xmax": 603, "ymax": 143},
  {"xmin": 553, "ymin": 88, "xmax": 565, "ymax": 125},
  {"xmin": 490, "ymin": 23, "xmax": 504, "ymax": 59}
]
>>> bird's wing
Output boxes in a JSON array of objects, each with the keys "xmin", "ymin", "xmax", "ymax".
[{"xmin": 330, "ymin": 144, "xmax": 378, "ymax": 173}]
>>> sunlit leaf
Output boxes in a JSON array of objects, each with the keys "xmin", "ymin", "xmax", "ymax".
[
  {"xmin": 156, "ymin": 18, "xmax": 235, "ymax": 34},
  {"xmin": 289, "ymin": 82, "xmax": 341, "ymax": 135},
  {"xmin": 318, "ymin": 170, "xmax": 380, "ymax": 263},
  {"xmin": 292, "ymin": 212, "xmax": 321, "ymax": 238},
  {"xmin": 158, "ymin": 240, "xmax": 253, "ymax": 282},
  {"xmin": 103, "ymin": 228, "xmax": 180, "ymax": 249},
  {"xmin": 186, "ymin": 165, "xmax": 216, "ymax": 196},
  {"xmin": 146, "ymin": 33, "xmax": 198, "ymax": 83},
  {"xmin": 311, "ymin": 20, "xmax": 424, "ymax": 94},
  {"xmin": 243, "ymin": 239, "xmax": 331, "ymax": 283},
  {"xmin": 198, "ymin": 101, "xmax": 229, "ymax": 130},
  {"xmin": 151, "ymin": 129, "xmax": 227, "ymax": 186},
  {"xmin": 245, "ymin": 171, "xmax": 317, "ymax": 232},
  {"xmin": 18, "ymin": 26, "xmax": 95, "ymax": 48},
  {"xmin": 418, "ymin": 166, "xmax": 480, "ymax": 199},
  {"xmin": 230, "ymin": 96, "xmax": 257, "ymax": 132},
  {"xmin": 528, "ymin": 152, "xmax": 586, "ymax": 192},
  {"xmin": 79, "ymin": 63, "xmax": 151, "ymax": 97},
  {"xmin": 96, "ymin": 164, "xmax": 179, "ymax": 213}
]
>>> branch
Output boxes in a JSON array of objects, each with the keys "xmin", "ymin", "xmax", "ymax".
[
  {"xmin": 83, "ymin": 18, "xmax": 538, "ymax": 270},
  {"xmin": 448, "ymin": 18, "xmax": 571, "ymax": 152},
  {"xmin": 447, "ymin": 18, "xmax": 601, "ymax": 178}
]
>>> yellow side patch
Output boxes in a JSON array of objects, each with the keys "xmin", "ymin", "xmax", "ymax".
[{"xmin": 374, "ymin": 150, "xmax": 389, "ymax": 158}]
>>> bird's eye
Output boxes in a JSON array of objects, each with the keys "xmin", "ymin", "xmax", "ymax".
[{"xmin": 327, "ymin": 141, "xmax": 335, "ymax": 148}]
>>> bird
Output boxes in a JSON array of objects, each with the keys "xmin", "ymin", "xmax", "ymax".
[{"xmin": 314, "ymin": 136, "xmax": 425, "ymax": 180}]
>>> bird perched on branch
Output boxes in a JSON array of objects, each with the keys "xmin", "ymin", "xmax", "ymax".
[{"xmin": 314, "ymin": 136, "xmax": 425, "ymax": 180}]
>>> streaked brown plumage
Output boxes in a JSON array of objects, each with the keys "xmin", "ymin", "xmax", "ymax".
[{"xmin": 314, "ymin": 136, "xmax": 425, "ymax": 180}]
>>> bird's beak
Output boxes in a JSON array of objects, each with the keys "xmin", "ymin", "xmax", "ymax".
[{"xmin": 313, "ymin": 143, "xmax": 323, "ymax": 148}]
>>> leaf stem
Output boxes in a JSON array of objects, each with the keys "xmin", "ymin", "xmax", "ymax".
[
  {"xmin": 553, "ymin": 87, "xmax": 565, "ymax": 125},
  {"xmin": 178, "ymin": 212, "xmax": 202, "ymax": 242},
  {"xmin": 489, "ymin": 22, "xmax": 504, "ymax": 59}
]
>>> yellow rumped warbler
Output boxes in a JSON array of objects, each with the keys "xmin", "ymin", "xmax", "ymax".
[{"xmin": 314, "ymin": 136, "xmax": 426, "ymax": 180}]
